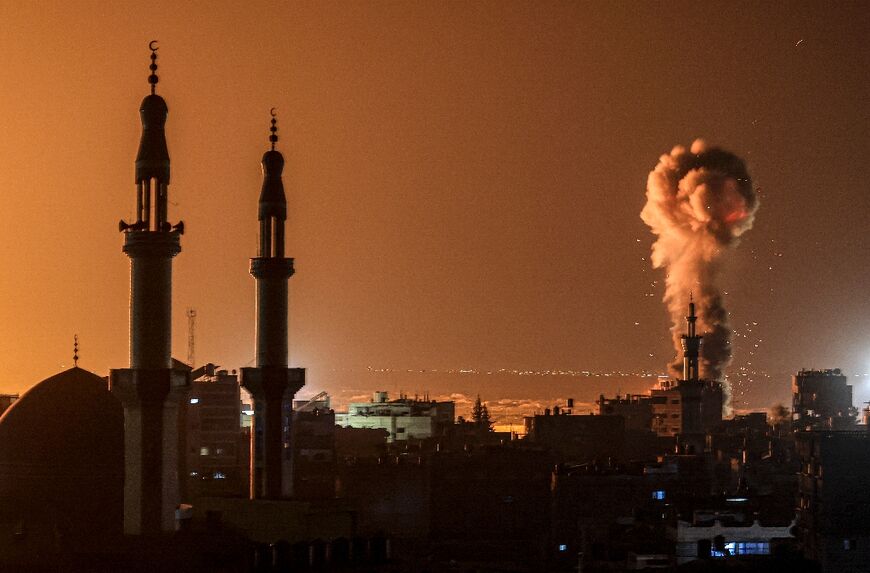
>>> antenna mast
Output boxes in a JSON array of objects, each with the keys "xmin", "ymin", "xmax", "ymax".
[{"xmin": 187, "ymin": 308, "xmax": 197, "ymax": 367}]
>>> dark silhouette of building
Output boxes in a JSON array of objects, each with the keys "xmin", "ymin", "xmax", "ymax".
[
  {"xmin": 186, "ymin": 366, "xmax": 246, "ymax": 497},
  {"xmin": 110, "ymin": 44, "xmax": 190, "ymax": 535},
  {"xmin": 291, "ymin": 395, "xmax": 337, "ymax": 499},
  {"xmin": 241, "ymin": 113, "xmax": 305, "ymax": 499},
  {"xmin": 524, "ymin": 410, "xmax": 625, "ymax": 461},
  {"xmin": 0, "ymin": 368, "xmax": 123, "ymax": 556},
  {"xmin": 796, "ymin": 430, "xmax": 870, "ymax": 572},
  {"xmin": 597, "ymin": 393, "xmax": 654, "ymax": 431},
  {"xmin": 792, "ymin": 369, "xmax": 855, "ymax": 431}
]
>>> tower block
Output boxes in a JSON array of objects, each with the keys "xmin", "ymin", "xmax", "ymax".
[
  {"xmin": 241, "ymin": 113, "xmax": 305, "ymax": 499},
  {"xmin": 110, "ymin": 44, "xmax": 189, "ymax": 535}
]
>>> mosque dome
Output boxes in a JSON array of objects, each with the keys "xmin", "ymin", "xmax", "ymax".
[{"xmin": 0, "ymin": 367, "xmax": 123, "ymax": 553}]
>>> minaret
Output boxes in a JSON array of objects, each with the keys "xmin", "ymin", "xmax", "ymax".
[
  {"xmin": 680, "ymin": 297, "xmax": 702, "ymax": 382},
  {"xmin": 110, "ymin": 42, "xmax": 189, "ymax": 535},
  {"xmin": 241, "ymin": 111, "xmax": 305, "ymax": 499}
]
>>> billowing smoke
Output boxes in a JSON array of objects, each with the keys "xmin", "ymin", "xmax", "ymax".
[{"xmin": 641, "ymin": 140, "xmax": 758, "ymax": 381}]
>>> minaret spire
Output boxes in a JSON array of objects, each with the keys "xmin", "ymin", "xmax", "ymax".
[
  {"xmin": 270, "ymin": 107, "xmax": 278, "ymax": 150},
  {"xmin": 241, "ymin": 109, "xmax": 305, "ymax": 500},
  {"xmin": 73, "ymin": 334, "xmax": 79, "ymax": 367},
  {"xmin": 681, "ymin": 295, "xmax": 702, "ymax": 381},
  {"xmin": 148, "ymin": 40, "xmax": 159, "ymax": 94}
]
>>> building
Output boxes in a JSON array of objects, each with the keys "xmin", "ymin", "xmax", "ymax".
[
  {"xmin": 793, "ymin": 369, "xmax": 855, "ymax": 431},
  {"xmin": 186, "ymin": 365, "xmax": 246, "ymax": 497},
  {"xmin": 672, "ymin": 511, "xmax": 793, "ymax": 564},
  {"xmin": 291, "ymin": 394, "xmax": 337, "ymax": 499},
  {"xmin": 796, "ymin": 431, "xmax": 870, "ymax": 572},
  {"xmin": 335, "ymin": 391, "xmax": 455, "ymax": 443},
  {"xmin": 650, "ymin": 379, "xmax": 723, "ymax": 440},
  {"xmin": 597, "ymin": 393, "xmax": 653, "ymax": 431},
  {"xmin": 524, "ymin": 411, "xmax": 625, "ymax": 461}
]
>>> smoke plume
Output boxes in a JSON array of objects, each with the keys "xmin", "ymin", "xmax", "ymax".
[{"xmin": 641, "ymin": 140, "xmax": 758, "ymax": 381}]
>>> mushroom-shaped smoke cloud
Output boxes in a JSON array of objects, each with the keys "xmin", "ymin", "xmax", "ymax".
[{"xmin": 641, "ymin": 140, "xmax": 759, "ymax": 381}]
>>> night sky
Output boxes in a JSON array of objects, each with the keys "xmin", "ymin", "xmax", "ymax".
[{"xmin": 0, "ymin": 2, "xmax": 867, "ymax": 415}]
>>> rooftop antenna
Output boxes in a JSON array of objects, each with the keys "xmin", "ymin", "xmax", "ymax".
[
  {"xmin": 73, "ymin": 334, "xmax": 79, "ymax": 367},
  {"xmin": 187, "ymin": 308, "xmax": 197, "ymax": 367}
]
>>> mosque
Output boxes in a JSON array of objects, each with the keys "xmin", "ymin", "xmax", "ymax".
[{"xmin": 0, "ymin": 44, "xmax": 306, "ymax": 566}]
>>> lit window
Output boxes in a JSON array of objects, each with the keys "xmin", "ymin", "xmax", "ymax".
[
  {"xmin": 189, "ymin": 471, "xmax": 198, "ymax": 477},
  {"xmin": 190, "ymin": 398, "xmax": 200, "ymax": 405},
  {"xmin": 652, "ymin": 490, "xmax": 665, "ymax": 500},
  {"xmin": 558, "ymin": 544, "xmax": 567, "ymax": 552},
  {"xmin": 712, "ymin": 542, "xmax": 769, "ymax": 557},
  {"xmin": 213, "ymin": 471, "xmax": 226, "ymax": 480},
  {"xmin": 200, "ymin": 447, "xmax": 209, "ymax": 456}
]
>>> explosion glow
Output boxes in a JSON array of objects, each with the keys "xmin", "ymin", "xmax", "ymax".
[{"xmin": 641, "ymin": 139, "xmax": 759, "ymax": 382}]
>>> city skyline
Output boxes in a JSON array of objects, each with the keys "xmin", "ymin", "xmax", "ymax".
[{"xmin": 1, "ymin": 2, "xmax": 867, "ymax": 413}]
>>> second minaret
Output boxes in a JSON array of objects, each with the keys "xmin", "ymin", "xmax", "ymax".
[{"xmin": 241, "ymin": 112, "xmax": 305, "ymax": 499}]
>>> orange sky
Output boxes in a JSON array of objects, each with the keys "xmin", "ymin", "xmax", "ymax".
[{"xmin": 0, "ymin": 2, "xmax": 867, "ymax": 410}]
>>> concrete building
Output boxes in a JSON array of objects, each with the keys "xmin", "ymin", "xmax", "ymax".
[
  {"xmin": 597, "ymin": 393, "xmax": 653, "ymax": 431},
  {"xmin": 335, "ymin": 391, "xmax": 455, "ymax": 443},
  {"xmin": 240, "ymin": 113, "xmax": 305, "ymax": 499},
  {"xmin": 796, "ymin": 430, "xmax": 870, "ymax": 572},
  {"xmin": 793, "ymin": 369, "xmax": 855, "ymax": 430},
  {"xmin": 186, "ymin": 365, "xmax": 246, "ymax": 497},
  {"xmin": 524, "ymin": 410, "xmax": 625, "ymax": 461},
  {"xmin": 672, "ymin": 513, "xmax": 793, "ymax": 564},
  {"xmin": 291, "ymin": 394, "xmax": 337, "ymax": 499},
  {"xmin": 109, "ymin": 45, "xmax": 190, "ymax": 535}
]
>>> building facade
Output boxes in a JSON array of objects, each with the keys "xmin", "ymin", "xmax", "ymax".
[
  {"xmin": 335, "ymin": 392, "xmax": 455, "ymax": 443},
  {"xmin": 793, "ymin": 369, "xmax": 855, "ymax": 431}
]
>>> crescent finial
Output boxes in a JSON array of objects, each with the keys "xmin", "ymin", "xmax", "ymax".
[
  {"xmin": 149, "ymin": 40, "xmax": 159, "ymax": 51},
  {"xmin": 270, "ymin": 107, "xmax": 277, "ymax": 118}
]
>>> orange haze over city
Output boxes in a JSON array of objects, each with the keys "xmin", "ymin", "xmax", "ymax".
[{"xmin": 0, "ymin": 1, "xmax": 867, "ymax": 418}]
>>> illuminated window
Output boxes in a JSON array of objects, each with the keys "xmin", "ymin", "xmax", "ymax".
[
  {"xmin": 213, "ymin": 471, "xmax": 226, "ymax": 480},
  {"xmin": 712, "ymin": 542, "xmax": 770, "ymax": 557},
  {"xmin": 558, "ymin": 544, "xmax": 567, "ymax": 552},
  {"xmin": 190, "ymin": 398, "xmax": 200, "ymax": 405},
  {"xmin": 652, "ymin": 490, "xmax": 665, "ymax": 500},
  {"xmin": 200, "ymin": 447, "xmax": 209, "ymax": 456}
]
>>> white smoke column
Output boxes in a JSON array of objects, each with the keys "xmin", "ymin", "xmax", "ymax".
[{"xmin": 641, "ymin": 139, "xmax": 759, "ymax": 381}]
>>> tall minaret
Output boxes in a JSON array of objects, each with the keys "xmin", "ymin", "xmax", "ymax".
[
  {"xmin": 681, "ymin": 297, "xmax": 702, "ymax": 382},
  {"xmin": 241, "ymin": 111, "xmax": 305, "ymax": 499},
  {"xmin": 110, "ymin": 42, "xmax": 189, "ymax": 535}
]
